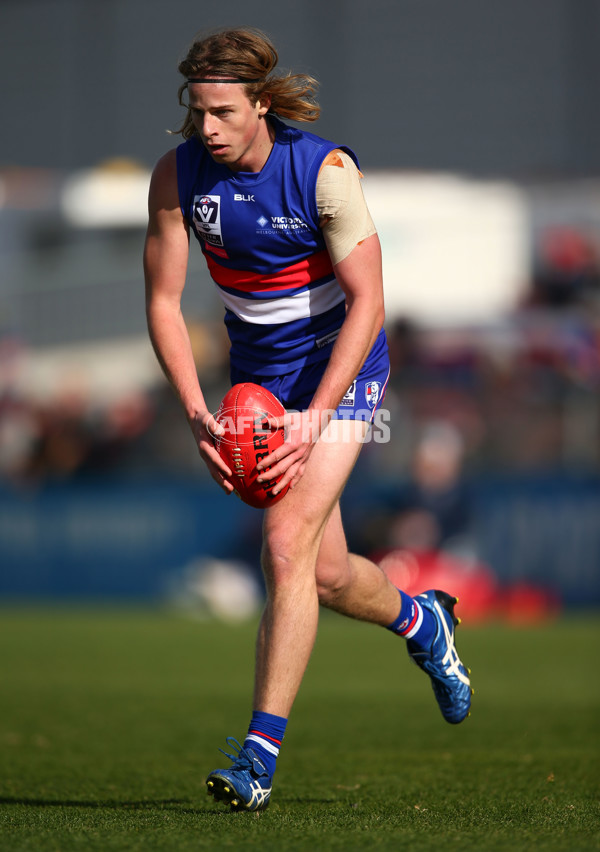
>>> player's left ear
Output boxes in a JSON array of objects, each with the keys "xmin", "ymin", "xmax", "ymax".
[{"xmin": 256, "ymin": 94, "xmax": 271, "ymax": 116}]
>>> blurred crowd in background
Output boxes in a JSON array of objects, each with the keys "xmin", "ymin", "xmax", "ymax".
[
  {"xmin": 2, "ymin": 223, "xmax": 599, "ymax": 487},
  {"xmin": 1, "ymin": 196, "xmax": 600, "ymax": 614}
]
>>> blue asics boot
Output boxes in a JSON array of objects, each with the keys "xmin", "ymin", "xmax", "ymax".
[
  {"xmin": 406, "ymin": 590, "xmax": 473, "ymax": 724},
  {"xmin": 206, "ymin": 737, "xmax": 272, "ymax": 811}
]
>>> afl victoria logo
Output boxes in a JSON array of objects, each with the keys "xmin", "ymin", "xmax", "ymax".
[
  {"xmin": 192, "ymin": 194, "xmax": 224, "ymax": 248},
  {"xmin": 193, "ymin": 195, "xmax": 218, "ymax": 231}
]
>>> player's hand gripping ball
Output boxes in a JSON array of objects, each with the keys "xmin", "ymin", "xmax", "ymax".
[{"xmin": 214, "ymin": 383, "xmax": 290, "ymax": 509}]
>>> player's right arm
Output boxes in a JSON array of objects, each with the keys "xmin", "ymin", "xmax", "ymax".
[{"xmin": 143, "ymin": 149, "xmax": 233, "ymax": 492}]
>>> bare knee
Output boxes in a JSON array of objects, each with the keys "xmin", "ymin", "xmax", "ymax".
[
  {"xmin": 261, "ymin": 526, "xmax": 318, "ymax": 593},
  {"xmin": 315, "ymin": 556, "xmax": 351, "ymax": 608}
]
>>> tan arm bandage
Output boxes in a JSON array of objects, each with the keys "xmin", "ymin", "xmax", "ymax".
[{"xmin": 316, "ymin": 149, "xmax": 377, "ymax": 266}]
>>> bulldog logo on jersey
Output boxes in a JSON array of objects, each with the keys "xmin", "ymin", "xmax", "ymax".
[
  {"xmin": 365, "ymin": 381, "xmax": 381, "ymax": 409},
  {"xmin": 192, "ymin": 195, "xmax": 224, "ymax": 249}
]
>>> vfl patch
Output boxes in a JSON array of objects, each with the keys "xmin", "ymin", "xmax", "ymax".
[
  {"xmin": 365, "ymin": 381, "xmax": 381, "ymax": 409},
  {"xmin": 192, "ymin": 195, "xmax": 224, "ymax": 249},
  {"xmin": 340, "ymin": 381, "xmax": 356, "ymax": 407}
]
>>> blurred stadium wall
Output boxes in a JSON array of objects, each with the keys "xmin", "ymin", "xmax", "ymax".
[
  {"xmin": 1, "ymin": 0, "xmax": 600, "ymax": 607},
  {"xmin": 1, "ymin": 0, "xmax": 600, "ymax": 175}
]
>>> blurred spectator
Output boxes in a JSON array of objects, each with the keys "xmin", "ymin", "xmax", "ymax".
[
  {"xmin": 385, "ymin": 420, "xmax": 475, "ymax": 559},
  {"xmin": 527, "ymin": 227, "xmax": 600, "ymax": 310},
  {"xmin": 0, "ymin": 395, "xmax": 41, "ymax": 482},
  {"xmin": 25, "ymin": 384, "xmax": 94, "ymax": 480}
]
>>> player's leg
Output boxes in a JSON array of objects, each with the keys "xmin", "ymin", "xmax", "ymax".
[
  {"xmin": 206, "ymin": 417, "xmax": 370, "ymax": 810},
  {"xmin": 315, "ymin": 500, "xmax": 401, "ymax": 624},
  {"xmin": 254, "ymin": 416, "xmax": 372, "ymax": 716},
  {"xmin": 315, "ymin": 502, "xmax": 473, "ymax": 723}
]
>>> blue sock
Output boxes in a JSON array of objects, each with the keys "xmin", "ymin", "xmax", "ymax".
[
  {"xmin": 387, "ymin": 589, "xmax": 436, "ymax": 649},
  {"xmin": 244, "ymin": 710, "xmax": 287, "ymax": 779}
]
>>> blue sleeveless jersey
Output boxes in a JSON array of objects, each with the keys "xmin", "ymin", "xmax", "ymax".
[{"xmin": 177, "ymin": 117, "xmax": 363, "ymax": 376}]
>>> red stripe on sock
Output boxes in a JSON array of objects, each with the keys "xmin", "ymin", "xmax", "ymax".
[{"xmin": 249, "ymin": 729, "xmax": 282, "ymax": 746}]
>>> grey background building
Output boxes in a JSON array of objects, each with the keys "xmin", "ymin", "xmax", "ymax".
[{"xmin": 2, "ymin": 0, "xmax": 600, "ymax": 177}]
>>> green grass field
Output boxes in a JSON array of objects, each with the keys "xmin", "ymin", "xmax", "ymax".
[{"xmin": 0, "ymin": 606, "xmax": 598, "ymax": 851}]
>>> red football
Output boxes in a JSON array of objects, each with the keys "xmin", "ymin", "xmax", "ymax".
[{"xmin": 214, "ymin": 383, "xmax": 290, "ymax": 509}]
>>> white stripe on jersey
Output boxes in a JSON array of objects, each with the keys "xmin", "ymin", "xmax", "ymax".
[{"xmin": 216, "ymin": 277, "xmax": 346, "ymax": 325}]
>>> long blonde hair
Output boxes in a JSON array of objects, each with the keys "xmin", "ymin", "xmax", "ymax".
[{"xmin": 172, "ymin": 27, "xmax": 321, "ymax": 138}]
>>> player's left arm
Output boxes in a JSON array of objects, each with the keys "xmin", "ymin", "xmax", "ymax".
[
  {"xmin": 257, "ymin": 151, "xmax": 384, "ymax": 490},
  {"xmin": 310, "ymin": 231, "xmax": 385, "ymax": 417}
]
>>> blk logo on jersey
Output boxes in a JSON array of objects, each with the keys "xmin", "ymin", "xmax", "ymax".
[
  {"xmin": 192, "ymin": 195, "xmax": 224, "ymax": 248},
  {"xmin": 365, "ymin": 381, "xmax": 381, "ymax": 409}
]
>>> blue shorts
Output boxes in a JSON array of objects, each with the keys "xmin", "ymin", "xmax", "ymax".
[{"xmin": 230, "ymin": 328, "xmax": 390, "ymax": 422}]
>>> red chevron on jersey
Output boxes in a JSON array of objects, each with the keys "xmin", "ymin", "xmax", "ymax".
[{"xmin": 204, "ymin": 249, "xmax": 334, "ymax": 295}]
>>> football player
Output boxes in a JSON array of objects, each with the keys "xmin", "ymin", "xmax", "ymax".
[{"xmin": 144, "ymin": 26, "xmax": 472, "ymax": 812}]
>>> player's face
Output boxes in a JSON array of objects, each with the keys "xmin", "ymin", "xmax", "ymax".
[{"xmin": 188, "ymin": 82, "xmax": 273, "ymax": 173}]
